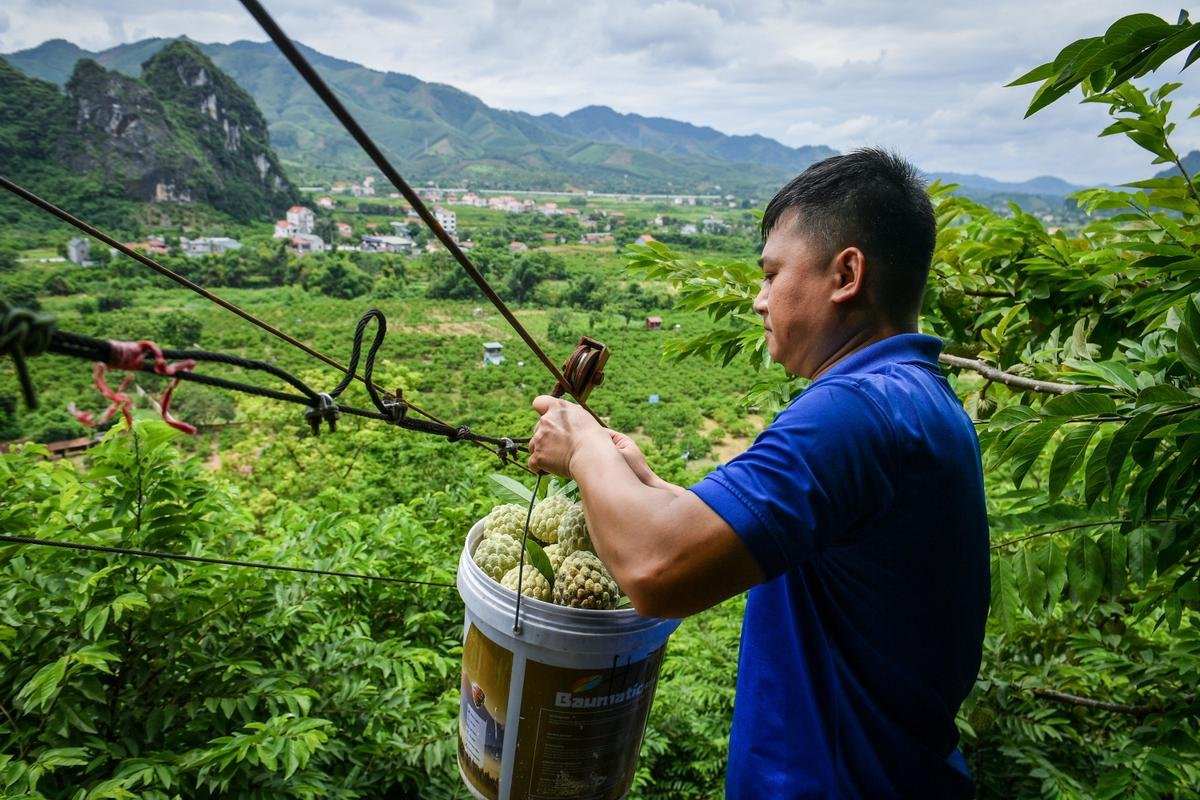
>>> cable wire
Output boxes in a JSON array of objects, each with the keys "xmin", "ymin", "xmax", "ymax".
[
  {"xmin": 0, "ymin": 534, "xmax": 455, "ymax": 588},
  {"xmin": 237, "ymin": 0, "xmax": 603, "ymax": 426}
]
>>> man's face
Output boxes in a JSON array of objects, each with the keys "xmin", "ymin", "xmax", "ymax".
[{"xmin": 754, "ymin": 218, "xmax": 839, "ymax": 378}]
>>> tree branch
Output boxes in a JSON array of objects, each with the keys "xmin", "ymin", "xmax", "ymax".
[
  {"xmin": 962, "ymin": 289, "xmax": 1016, "ymax": 299},
  {"xmin": 938, "ymin": 354, "xmax": 1083, "ymax": 395},
  {"xmin": 1029, "ymin": 687, "xmax": 1184, "ymax": 717},
  {"xmin": 990, "ymin": 517, "xmax": 1184, "ymax": 550}
]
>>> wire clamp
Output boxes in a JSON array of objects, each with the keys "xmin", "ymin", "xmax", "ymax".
[
  {"xmin": 381, "ymin": 388, "xmax": 408, "ymax": 424},
  {"xmin": 305, "ymin": 392, "xmax": 340, "ymax": 435},
  {"xmin": 497, "ymin": 437, "xmax": 519, "ymax": 463}
]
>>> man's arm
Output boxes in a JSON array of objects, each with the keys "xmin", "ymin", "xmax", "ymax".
[{"xmin": 531, "ymin": 398, "xmax": 764, "ymax": 618}]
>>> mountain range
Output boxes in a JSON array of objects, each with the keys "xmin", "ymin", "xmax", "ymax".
[
  {"xmin": 0, "ymin": 40, "xmax": 298, "ymax": 226},
  {"xmin": 2, "ymin": 37, "xmax": 1094, "ymax": 200}
]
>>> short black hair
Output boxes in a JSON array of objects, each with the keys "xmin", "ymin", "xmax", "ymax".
[{"xmin": 761, "ymin": 148, "xmax": 935, "ymax": 322}]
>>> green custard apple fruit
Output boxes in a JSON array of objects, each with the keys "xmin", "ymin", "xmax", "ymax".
[
  {"xmin": 473, "ymin": 533, "xmax": 522, "ymax": 581},
  {"xmin": 500, "ymin": 564, "xmax": 552, "ymax": 601},
  {"xmin": 556, "ymin": 502, "xmax": 594, "ymax": 555},
  {"xmin": 529, "ymin": 493, "xmax": 573, "ymax": 544},
  {"xmin": 553, "ymin": 551, "xmax": 619, "ymax": 610},
  {"xmin": 484, "ymin": 503, "xmax": 528, "ymax": 541}
]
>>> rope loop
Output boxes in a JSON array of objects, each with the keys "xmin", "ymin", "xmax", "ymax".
[
  {"xmin": 448, "ymin": 424, "xmax": 471, "ymax": 443},
  {"xmin": 0, "ymin": 296, "xmax": 58, "ymax": 409}
]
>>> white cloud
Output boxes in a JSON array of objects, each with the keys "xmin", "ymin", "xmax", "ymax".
[{"xmin": 1, "ymin": 0, "xmax": 1196, "ymax": 184}]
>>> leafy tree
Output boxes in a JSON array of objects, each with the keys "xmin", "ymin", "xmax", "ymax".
[
  {"xmin": 565, "ymin": 273, "xmax": 607, "ymax": 311},
  {"xmin": 156, "ymin": 311, "xmax": 204, "ymax": 348}
]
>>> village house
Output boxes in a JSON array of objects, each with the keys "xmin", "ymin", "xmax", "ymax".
[
  {"xmin": 66, "ymin": 238, "xmax": 91, "ymax": 265},
  {"xmin": 316, "ymin": 196, "xmax": 335, "ymax": 209},
  {"xmin": 488, "ymin": 195, "xmax": 527, "ymax": 214},
  {"xmin": 276, "ymin": 206, "xmax": 315, "ymax": 239},
  {"xmin": 635, "ymin": 234, "xmax": 656, "ymax": 246},
  {"xmin": 360, "ymin": 234, "xmax": 414, "ymax": 254},
  {"xmin": 459, "ymin": 192, "xmax": 486, "ymax": 207},
  {"xmin": 290, "ymin": 234, "xmax": 325, "ymax": 255},
  {"xmin": 701, "ymin": 216, "xmax": 727, "ymax": 234},
  {"xmin": 508, "ymin": 241, "xmax": 529, "ymax": 253},
  {"xmin": 680, "ymin": 223, "xmax": 698, "ymax": 235},
  {"xmin": 121, "ymin": 235, "xmax": 169, "ymax": 256},
  {"xmin": 434, "ymin": 206, "xmax": 457, "ymax": 238},
  {"xmin": 335, "ymin": 222, "xmax": 354, "ymax": 238},
  {"xmin": 581, "ymin": 233, "xmax": 615, "ymax": 245},
  {"xmin": 181, "ymin": 236, "xmax": 243, "ymax": 257}
]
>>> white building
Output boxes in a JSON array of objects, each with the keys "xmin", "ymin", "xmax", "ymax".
[
  {"xmin": 482, "ymin": 342, "xmax": 504, "ymax": 366},
  {"xmin": 434, "ymin": 206, "xmax": 457, "ymax": 238},
  {"xmin": 286, "ymin": 206, "xmax": 315, "ymax": 234},
  {"xmin": 181, "ymin": 236, "xmax": 243, "ymax": 257},
  {"xmin": 360, "ymin": 235, "xmax": 414, "ymax": 254},
  {"xmin": 66, "ymin": 238, "xmax": 91, "ymax": 265},
  {"xmin": 290, "ymin": 234, "xmax": 325, "ymax": 255}
]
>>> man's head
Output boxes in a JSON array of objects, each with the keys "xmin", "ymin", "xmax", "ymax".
[{"xmin": 754, "ymin": 149, "xmax": 935, "ymax": 377}]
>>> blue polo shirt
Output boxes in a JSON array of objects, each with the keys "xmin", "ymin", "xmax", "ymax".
[{"xmin": 690, "ymin": 333, "xmax": 989, "ymax": 799}]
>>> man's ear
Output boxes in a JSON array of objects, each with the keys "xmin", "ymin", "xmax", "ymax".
[{"xmin": 830, "ymin": 247, "xmax": 866, "ymax": 304}]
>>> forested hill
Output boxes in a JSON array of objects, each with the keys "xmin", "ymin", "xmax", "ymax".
[
  {"xmin": 3, "ymin": 37, "xmax": 831, "ymax": 194},
  {"xmin": 0, "ymin": 40, "xmax": 298, "ymax": 224}
]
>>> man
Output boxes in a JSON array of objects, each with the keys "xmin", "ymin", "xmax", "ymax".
[{"xmin": 527, "ymin": 149, "xmax": 989, "ymax": 799}]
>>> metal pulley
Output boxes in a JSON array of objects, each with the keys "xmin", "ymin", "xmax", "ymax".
[{"xmin": 551, "ymin": 336, "xmax": 609, "ymax": 405}]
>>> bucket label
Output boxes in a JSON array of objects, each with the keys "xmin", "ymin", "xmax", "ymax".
[
  {"xmin": 459, "ymin": 624, "xmax": 512, "ymax": 800},
  {"xmin": 510, "ymin": 646, "xmax": 666, "ymax": 800}
]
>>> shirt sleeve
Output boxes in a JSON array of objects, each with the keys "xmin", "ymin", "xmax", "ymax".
[{"xmin": 689, "ymin": 379, "xmax": 898, "ymax": 580}]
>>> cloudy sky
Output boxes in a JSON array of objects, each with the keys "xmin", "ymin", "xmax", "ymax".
[{"xmin": 2, "ymin": 1, "xmax": 1196, "ymax": 185}]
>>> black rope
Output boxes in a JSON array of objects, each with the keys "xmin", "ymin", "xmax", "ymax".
[
  {"xmin": 2, "ymin": 300, "xmax": 531, "ymax": 458},
  {"xmin": 0, "ymin": 296, "xmax": 57, "ymax": 409},
  {"xmin": 51, "ymin": 330, "xmax": 321, "ymax": 402},
  {"xmin": 0, "ymin": 534, "xmax": 454, "ymax": 588}
]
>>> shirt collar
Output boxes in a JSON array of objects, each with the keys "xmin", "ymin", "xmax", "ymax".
[{"xmin": 812, "ymin": 333, "xmax": 944, "ymax": 383}]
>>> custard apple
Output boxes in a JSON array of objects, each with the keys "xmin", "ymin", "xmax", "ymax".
[
  {"xmin": 484, "ymin": 503, "xmax": 527, "ymax": 541},
  {"xmin": 556, "ymin": 502, "xmax": 594, "ymax": 555},
  {"xmin": 530, "ymin": 493, "xmax": 573, "ymax": 544},
  {"xmin": 473, "ymin": 533, "xmax": 522, "ymax": 581},
  {"xmin": 501, "ymin": 565, "xmax": 552, "ymax": 601},
  {"xmin": 553, "ymin": 551, "xmax": 620, "ymax": 610},
  {"xmin": 543, "ymin": 543, "xmax": 567, "ymax": 573}
]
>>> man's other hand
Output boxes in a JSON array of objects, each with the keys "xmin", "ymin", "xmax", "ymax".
[{"xmin": 529, "ymin": 395, "xmax": 608, "ymax": 477}]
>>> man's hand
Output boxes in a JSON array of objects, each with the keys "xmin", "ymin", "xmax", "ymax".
[{"xmin": 528, "ymin": 395, "xmax": 610, "ymax": 477}]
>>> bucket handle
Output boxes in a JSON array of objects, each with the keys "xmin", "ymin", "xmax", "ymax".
[{"xmin": 513, "ymin": 473, "xmax": 543, "ymax": 635}]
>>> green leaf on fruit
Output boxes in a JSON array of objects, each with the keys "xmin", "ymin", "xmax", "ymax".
[
  {"xmin": 524, "ymin": 539, "xmax": 556, "ymax": 587},
  {"xmin": 489, "ymin": 473, "xmax": 534, "ymax": 505}
]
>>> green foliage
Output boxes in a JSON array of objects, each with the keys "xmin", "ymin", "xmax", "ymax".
[
  {"xmin": 1009, "ymin": 11, "xmax": 1200, "ymax": 117},
  {"xmin": 155, "ymin": 311, "xmax": 204, "ymax": 348},
  {"xmin": 1, "ymin": 421, "xmax": 465, "ymax": 798}
]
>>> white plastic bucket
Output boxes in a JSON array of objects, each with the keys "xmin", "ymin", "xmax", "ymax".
[{"xmin": 456, "ymin": 518, "xmax": 680, "ymax": 800}]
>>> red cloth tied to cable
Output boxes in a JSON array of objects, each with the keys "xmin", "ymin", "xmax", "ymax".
[{"xmin": 69, "ymin": 339, "xmax": 198, "ymax": 434}]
